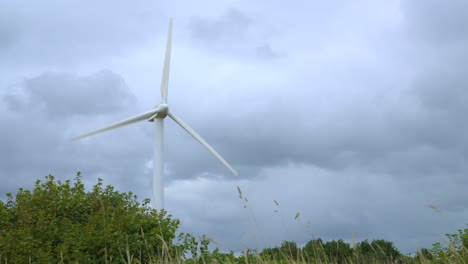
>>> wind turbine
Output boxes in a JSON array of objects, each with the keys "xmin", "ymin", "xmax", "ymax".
[{"xmin": 72, "ymin": 19, "xmax": 238, "ymax": 210}]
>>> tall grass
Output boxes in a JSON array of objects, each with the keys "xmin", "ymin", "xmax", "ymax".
[
  {"xmin": 115, "ymin": 196, "xmax": 465, "ymax": 264},
  {"xmin": 2, "ymin": 216, "xmax": 467, "ymax": 263},
  {"xmin": 2, "ymin": 180, "xmax": 467, "ymax": 263}
]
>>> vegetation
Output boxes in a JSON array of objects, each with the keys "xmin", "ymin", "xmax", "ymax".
[
  {"xmin": 0, "ymin": 173, "xmax": 182, "ymax": 263},
  {"xmin": 1, "ymin": 173, "xmax": 467, "ymax": 263}
]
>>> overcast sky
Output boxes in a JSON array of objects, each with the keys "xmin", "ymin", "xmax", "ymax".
[{"xmin": 1, "ymin": 0, "xmax": 467, "ymax": 255}]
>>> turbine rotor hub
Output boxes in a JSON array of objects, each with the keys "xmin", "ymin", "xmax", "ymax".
[{"xmin": 158, "ymin": 103, "xmax": 169, "ymax": 118}]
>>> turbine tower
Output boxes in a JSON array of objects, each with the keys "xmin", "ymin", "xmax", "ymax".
[{"xmin": 72, "ymin": 19, "xmax": 238, "ymax": 210}]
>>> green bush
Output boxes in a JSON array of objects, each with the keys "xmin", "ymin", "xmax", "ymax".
[{"xmin": 0, "ymin": 173, "xmax": 181, "ymax": 263}]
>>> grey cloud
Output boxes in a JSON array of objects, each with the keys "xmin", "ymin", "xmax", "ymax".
[
  {"xmin": 403, "ymin": 0, "xmax": 468, "ymax": 44},
  {"xmin": 0, "ymin": 70, "xmax": 151, "ymax": 200},
  {"xmin": 3, "ymin": 70, "xmax": 136, "ymax": 118},
  {"xmin": 0, "ymin": 14, "xmax": 18, "ymax": 51},
  {"xmin": 255, "ymin": 43, "xmax": 285, "ymax": 59},
  {"xmin": 195, "ymin": 63, "xmax": 468, "ymax": 185},
  {"xmin": 0, "ymin": 1, "xmax": 162, "ymax": 66},
  {"xmin": 189, "ymin": 8, "xmax": 284, "ymax": 59},
  {"xmin": 413, "ymin": 67, "xmax": 468, "ymax": 117},
  {"xmin": 190, "ymin": 8, "xmax": 251, "ymax": 42}
]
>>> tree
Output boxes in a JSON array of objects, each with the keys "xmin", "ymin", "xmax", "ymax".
[
  {"xmin": 429, "ymin": 225, "xmax": 468, "ymax": 261},
  {"xmin": 259, "ymin": 241, "xmax": 299, "ymax": 262},
  {"xmin": 356, "ymin": 239, "xmax": 373, "ymax": 255},
  {"xmin": 445, "ymin": 225, "xmax": 468, "ymax": 251},
  {"xmin": 259, "ymin": 246, "xmax": 282, "ymax": 261},
  {"xmin": 416, "ymin": 248, "xmax": 434, "ymax": 261},
  {"xmin": 303, "ymin": 238, "xmax": 326, "ymax": 262},
  {"xmin": 280, "ymin": 240, "xmax": 300, "ymax": 260},
  {"xmin": 356, "ymin": 239, "xmax": 400, "ymax": 262},
  {"xmin": 0, "ymin": 173, "xmax": 181, "ymax": 263},
  {"xmin": 322, "ymin": 239, "xmax": 353, "ymax": 264},
  {"xmin": 370, "ymin": 239, "xmax": 401, "ymax": 261}
]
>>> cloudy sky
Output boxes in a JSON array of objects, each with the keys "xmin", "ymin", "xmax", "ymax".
[{"xmin": 1, "ymin": 0, "xmax": 467, "ymax": 254}]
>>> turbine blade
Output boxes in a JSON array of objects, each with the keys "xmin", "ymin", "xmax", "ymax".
[
  {"xmin": 160, "ymin": 18, "xmax": 173, "ymax": 103},
  {"xmin": 71, "ymin": 108, "xmax": 160, "ymax": 141},
  {"xmin": 168, "ymin": 113, "xmax": 238, "ymax": 176}
]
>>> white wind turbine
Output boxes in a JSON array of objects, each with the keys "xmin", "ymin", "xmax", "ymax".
[{"xmin": 72, "ymin": 19, "xmax": 238, "ymax": 210}]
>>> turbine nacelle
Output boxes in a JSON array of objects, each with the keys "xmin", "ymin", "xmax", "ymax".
[{"xmin": 148, "ymin": 103, "xmax": 169, "ymax": 121}]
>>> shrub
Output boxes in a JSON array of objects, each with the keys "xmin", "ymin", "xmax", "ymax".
[{"xmin": 0, "ymin": 173, "xmax": 180, "ymax": 263}]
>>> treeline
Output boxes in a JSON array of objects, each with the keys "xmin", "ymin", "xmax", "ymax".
[
  {"xmin": 1, "ymin": 174, "xmax": 467, "ymax": 263},
  {"xmin": 193, "ymin": 235, "xmax": 467, "ymax": 263},
  {"xmin": 259, "ymin": 238, "xmax": 400, "ymax": 263}
]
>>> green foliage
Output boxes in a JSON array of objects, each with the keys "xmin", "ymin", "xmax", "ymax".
[
  {"xmin": 303, "ymin": 238, "xmax": 322, "ymax": 252},
  {"xmin": 416, "ymin": 248, "xmax": 434, "ymax": 261},
  {"xmin": 2, "ymin": 173, "xmax": 468, "ymax": 263},
  {"xmin": 280, "ymin": 241, "xmax": 300, "ymax": 261},
  {"xmin": 323, "ymin": 239, "xmax": 353, "ymax": 264},
  {"xmin": 371, "ymin": 239, "xmax": 401, "ymax": 260},
  {"xmin": 354, "ymin": 239, "xmax": 401, "ymax": 262},
  {"xmin": 0, "ymin": 173, "xmax": 181, "ymax": 263},
  {"xmin": 427, "ymin": 225, "xmax": 468, "ymax": 262},
  {"xmin": 258, "ymin": 241, "xmax": 300, "ymax": 263},
  {"xmin": 445, "ymin": 226, "xmax": 468, "ymax": 252},
  {"xmin": 303, "ymin": 238, "xmax": 327, "ymax": 262},
  {"xmin": 259, "ymin": 246, "xmax": 281, "ymax": 262}
]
